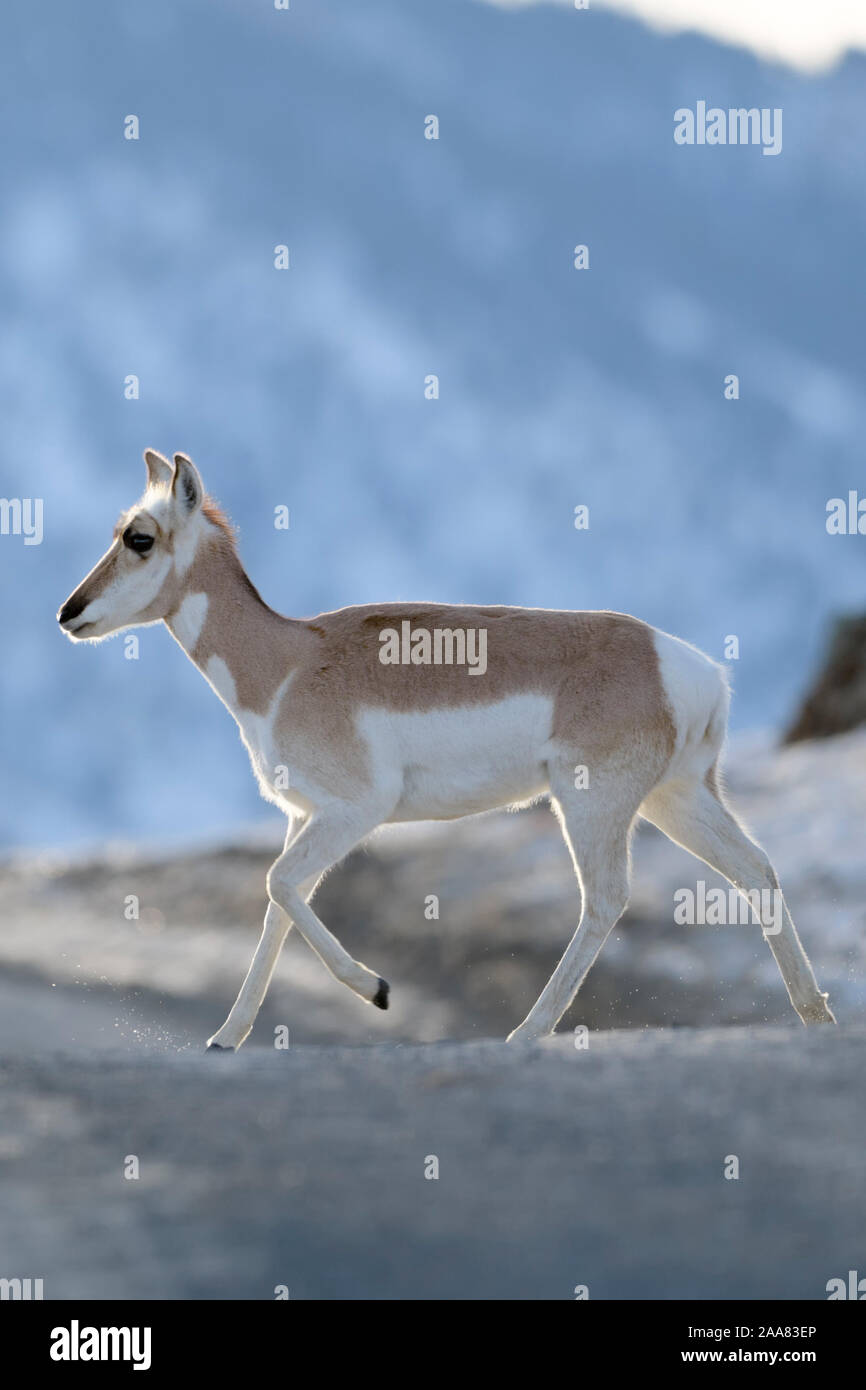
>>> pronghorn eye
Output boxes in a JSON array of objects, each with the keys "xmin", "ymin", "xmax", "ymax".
[{"xmin": 123, "ymin": 528, "xmax": 154, "ymax": 554}]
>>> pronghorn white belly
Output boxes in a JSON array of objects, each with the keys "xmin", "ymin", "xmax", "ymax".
[{"xmin": 359, "ymin": 694, "xmax": 555, "ymax": 821}]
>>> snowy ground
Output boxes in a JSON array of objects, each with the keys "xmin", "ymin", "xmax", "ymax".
[{"xmin": 1, "ymin": 1026, "xmax": 864, "ymax": 1299}]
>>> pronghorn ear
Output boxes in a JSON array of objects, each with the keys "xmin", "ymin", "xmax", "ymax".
[
  {"xmin": 172, "ymin": 454, "xmax": 203, "ymax": 516},
  {"xmin": 143, "ymin": 448, "xmax": 173, "ymax": 488}
]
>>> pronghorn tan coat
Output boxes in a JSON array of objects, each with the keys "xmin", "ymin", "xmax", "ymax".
[{"xmin": 58, "ymin": 451, "xmax": 835, "ymax": 1047}]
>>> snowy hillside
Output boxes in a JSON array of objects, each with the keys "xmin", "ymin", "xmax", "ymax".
[{"xmin": 2, "ymin": 0, "xmax": 865, "ymax": 844}]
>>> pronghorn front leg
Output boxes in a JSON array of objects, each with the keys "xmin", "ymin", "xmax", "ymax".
[
  {"xmin": 207, "ymin": 896, "xmax": 308, "ymax": 1052},
  {"xmin": 207, "ymin": 803, "xmax": 391, "ymax": 1052}
]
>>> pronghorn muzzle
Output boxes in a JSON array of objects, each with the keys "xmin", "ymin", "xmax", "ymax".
[
  {"xmin": 58, "ymin": 593, "xmax": 88, "ymax": 629},
  {"xmin": 58, "ymin": 584, "xmax": 102, "ymax": 637}
]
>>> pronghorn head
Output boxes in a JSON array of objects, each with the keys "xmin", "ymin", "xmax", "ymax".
[{"xmin": 58, "ymin": 450, "xmax": 210, "ymax": 642}]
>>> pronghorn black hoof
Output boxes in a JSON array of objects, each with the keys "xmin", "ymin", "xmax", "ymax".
[
  {"xmin": 373, "ymin": 979, "xmax": 390, "ymax": 1010},
  {"xmin": 207, "ymin": 1042, "xmax": 234, "ymax": 1052}
]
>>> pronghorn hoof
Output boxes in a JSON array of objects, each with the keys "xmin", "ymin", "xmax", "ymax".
[
  {"xmin": 800, "ymin": 1003, "xmax": 837, "ymax": 1025},
  {"xmin": 373, "ymin": 978, "xmax": 390, "ymax": 1010},
  {"xmin": 206, "ymin": 1042, "xmax": 234, "ymax": 1052}
]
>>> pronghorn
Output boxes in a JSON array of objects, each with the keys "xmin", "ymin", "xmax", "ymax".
[{"xmin": 58, "ymin": 450, "xmax": 835, "ymax": 1047}]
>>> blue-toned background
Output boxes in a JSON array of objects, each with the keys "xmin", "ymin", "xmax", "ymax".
[{"xmin": 2, "ymin": 0, "xmax": 865, "ymax": 846}]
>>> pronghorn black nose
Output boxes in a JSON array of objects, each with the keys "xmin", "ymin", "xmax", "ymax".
[{"xmin": 58, "ymin": 594, "xmax": 86, "ymax": 627}]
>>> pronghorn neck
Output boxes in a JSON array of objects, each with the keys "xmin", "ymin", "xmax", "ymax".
[{"xmin": 164, "ymin": 528, "xmax": 310, "ymax": 720}]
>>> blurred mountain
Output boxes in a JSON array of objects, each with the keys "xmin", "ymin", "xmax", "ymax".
[
  {"xmin": 783, "ymin": 611, "xmax": 866, "ymax": 742},
  {"xmin": 2, "ymin": 0, "xmax": 865, "ymax": 845}
]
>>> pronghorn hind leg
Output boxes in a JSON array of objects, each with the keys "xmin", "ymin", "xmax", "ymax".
[
  {"xmin": 640, "ymin": 775, "xmax": 835, "ymax": 1025},
  {"xmin": 507, "ymin": 773, "xmax": 641, "ymax": 1042},
  {"xmin": 207, "ymin": 801, "xmax": 391, "ymax": 1052}
]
